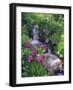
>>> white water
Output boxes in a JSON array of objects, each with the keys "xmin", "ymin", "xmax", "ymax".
[{"xmin": 31, "ymin": 25, "xmax": 40, "ymax": 46}]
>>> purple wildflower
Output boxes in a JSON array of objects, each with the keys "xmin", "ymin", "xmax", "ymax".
[
  {"xmin": 31, "ymin": 49, "xmax": 37, "ymax": 56},
  {"xmin": 28, "ymin": 55, "xmax": 33, "ymax": 63},
  {"xmin": 36, "ymin": 55, "xmax": 44, "ymax": 62}
]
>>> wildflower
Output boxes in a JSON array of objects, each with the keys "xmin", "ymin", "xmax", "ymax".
[
  {"xmin": 28, "ymin": 55, "xmax": 33, "ymax": 63},
  {"xmin": 31, "ymin": 49, "xmax": 37, "ymax": 56},
  {"xmin": 36, "ymin": 55, "xmax": 44, "ymax": 62}
]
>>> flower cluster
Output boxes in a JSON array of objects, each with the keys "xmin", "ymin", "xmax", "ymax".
[{"xmin": 24, "ymin": 42, "xmax": 49, "ymax": 68}]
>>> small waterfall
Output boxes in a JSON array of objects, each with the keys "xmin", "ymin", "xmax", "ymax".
[
  {"xmin": 31, "ymin": 25, "xmax": 40, "ymax": 46},
  {"xmin": 32, "ymin": 25, "xmax": 39, "ymax": 40}
]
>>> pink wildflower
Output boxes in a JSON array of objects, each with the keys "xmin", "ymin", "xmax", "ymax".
[
  {"xmin": 36, "ymin": 55, "xmax": 44, "ymax": 62},
  {"xmin": 28, "ymin": 55, "xmax": 33, "ymax": 63},
  {"xmin": 31, "ymin": 49, "xmax": 37, "ymax": 56}
]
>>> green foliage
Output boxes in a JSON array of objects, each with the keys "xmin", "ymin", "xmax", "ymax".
[
  {"xmin": 55, "ymin": 35, "xmax": 64, "ymax": 58},
  {"xmin": 37, "ymin": 48, "xmax": 43, "ymax": 55},
  {"xmin": 22, "ymin": 60, "xmax": 48, "ymax": 77},
  {"xmin": 22, "ymin": 48, "xmax": 31, "ymax": 58},
  {"xmin": 21, "ymin": 25, "xmax": 32, "ymax": 45}
]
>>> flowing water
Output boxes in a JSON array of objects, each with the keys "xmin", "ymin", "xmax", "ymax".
[{"xmin": 31, "ymin": 25, "xmax": 40, "ymax": 46}]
